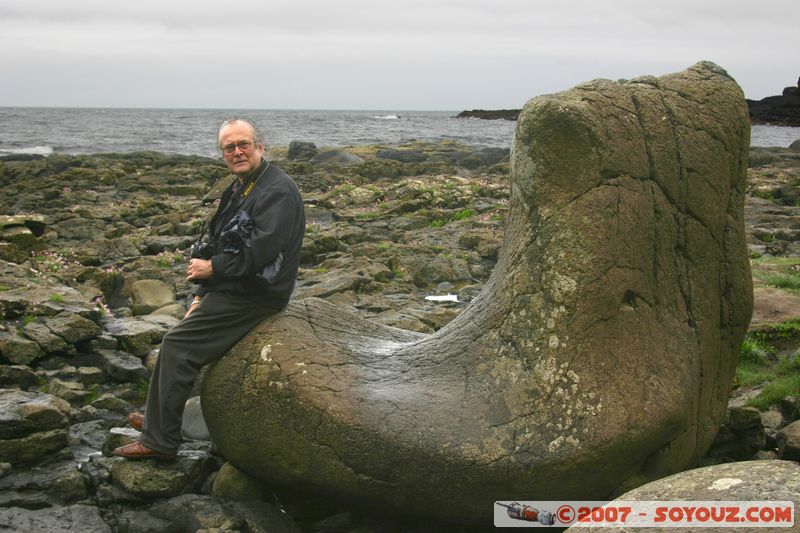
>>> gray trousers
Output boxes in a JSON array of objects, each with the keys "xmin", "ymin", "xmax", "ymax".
[{"xmin": 139, "ymin": 291, "xmax": 279, "ymax": 454}]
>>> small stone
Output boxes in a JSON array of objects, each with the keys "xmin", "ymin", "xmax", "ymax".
[
  {"xmin": 48, "ymin": 378, "xmax": 89, "ymax": 403},
  {"xmin": 760, "ymin": 409, "xmax": 784, "ymax": 430},
  {"xmin": 90, "ymin": 393, "xmax": 133, "ymax": 414},
  {"xmin": 181, "ymin": 396, "xmax": 211, "ymax": 441},
  {"xmin": 76, "ymin": 366, "xmax": 105, "ymax": 385}
]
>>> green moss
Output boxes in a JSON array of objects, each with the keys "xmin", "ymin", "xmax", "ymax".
[{"xmin": 49, "ymin": 293, "xmax": 65, "ymax": 304}]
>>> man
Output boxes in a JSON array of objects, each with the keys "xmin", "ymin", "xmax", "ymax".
[{"xmin": 113, "ymin": 118, "xmax": 305, "ymax": 460}]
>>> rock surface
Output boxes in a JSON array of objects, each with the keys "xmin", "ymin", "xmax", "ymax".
[
  {"xmin": 565, "ymin": 460, "xmax": 800, "ymax": 532},
  {"xmin": 203, "ymin": 62, "xmax": 753, "ymax": 524}
]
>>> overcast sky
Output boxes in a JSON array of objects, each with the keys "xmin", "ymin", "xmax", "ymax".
[{"xmin": 1, "ymin": 0, "xmax": 797, "ymax": 110}]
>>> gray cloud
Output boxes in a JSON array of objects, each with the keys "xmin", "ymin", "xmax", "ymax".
[{"xmin": 1, "ymin": 0, "xmax": 797, "ymax": 108}]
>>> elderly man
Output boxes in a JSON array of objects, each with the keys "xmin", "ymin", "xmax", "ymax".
[{"xmin": 113, "ymin": 118, "xmax": 305, "ymax": 460}]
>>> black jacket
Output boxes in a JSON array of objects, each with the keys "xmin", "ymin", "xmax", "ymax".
[{"xmin": 195, "ymin": 159, "xmax": 304, "ymax": 309}]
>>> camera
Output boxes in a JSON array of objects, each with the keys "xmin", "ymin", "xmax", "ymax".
[{"xmin": 189, "ymin": 241, "xmax": 213, "ymax": 260}]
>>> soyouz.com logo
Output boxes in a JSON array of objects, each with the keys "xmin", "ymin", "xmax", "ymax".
[{"xmin": 494, "ymin": 500, "xmax": 795, "ymax": 528}]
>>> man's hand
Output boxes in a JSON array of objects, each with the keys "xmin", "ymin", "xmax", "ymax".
[
  {"xmin": 184, "ymin": 296, "xmax": 202, "ymax": 319},
  {"xmin": 187, "ymin": 259, "xmax": 213, "ymax": 281}
]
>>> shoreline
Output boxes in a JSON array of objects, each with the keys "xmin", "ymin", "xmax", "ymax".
[{"xmin": 0, "ymin": 142, "xmax": 799, "ymax": 530}]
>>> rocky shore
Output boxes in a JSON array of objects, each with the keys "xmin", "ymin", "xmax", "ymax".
[
  {"xmin": 747, "ymin": 78, "xmax": 800, "ymax": 127},
  {"xmin": 1, "ymin": 139, "xmax": 800, "ymax": 532}
]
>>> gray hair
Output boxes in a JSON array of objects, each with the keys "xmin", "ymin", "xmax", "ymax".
[{"xmin": 217, "ymin": 117, "xmax": 266, "ymax": 150}]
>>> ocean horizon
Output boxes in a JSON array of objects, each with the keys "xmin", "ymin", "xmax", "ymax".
[{"xmin": 1, "ymin": 107, "xmax": 797, "ymax": 158}]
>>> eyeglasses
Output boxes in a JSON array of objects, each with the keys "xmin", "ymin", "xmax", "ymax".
[{"xmin": 221, "ymin": 140, "xmax": 255, "ymax": 154}]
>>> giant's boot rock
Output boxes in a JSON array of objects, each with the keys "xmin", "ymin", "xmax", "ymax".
[{"xmin": 202, "ymin": 61, "xmax": 753, "ymax": 525}]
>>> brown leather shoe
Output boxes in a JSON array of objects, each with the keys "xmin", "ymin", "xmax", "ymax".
[
  {"xmin": 127, "ymin": 412, "xmax": 144, "ymax": 431},
  {"xmin": 111, "ymin": 441, "xmax": 176, "ymax": 461}
]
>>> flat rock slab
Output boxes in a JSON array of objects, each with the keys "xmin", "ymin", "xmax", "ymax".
[{"xmin": 0, "ymin": 505, "xmax": 111, "ymax": 533}]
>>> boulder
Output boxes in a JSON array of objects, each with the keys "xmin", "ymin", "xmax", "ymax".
[
  {"xmin": 130, "ymin": 279, "xmax": 175, "ymax": 316},
  {"xmin": 202, "ymin": 62, "xmax": 753, "ymax": 525},
  {"xmin": 565, "ymin": 460, "xmax": 800, "ymax": 532},
  {"xmin": 776, "ymin": 419, "xmax": 800, "ymax": 460},
  {"xmin": 287, "ymin": 140, "xmax": 318, "ymax": 161}
]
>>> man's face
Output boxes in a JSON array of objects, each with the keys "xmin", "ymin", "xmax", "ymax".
[{"xmin": 219, "ymin": 122, "xmax": 264, "ymax": 178}]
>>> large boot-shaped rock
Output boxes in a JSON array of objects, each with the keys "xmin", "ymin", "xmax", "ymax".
[{"xmin": 202, "ymin": 61, "xmax": 752, "ymax": 525}]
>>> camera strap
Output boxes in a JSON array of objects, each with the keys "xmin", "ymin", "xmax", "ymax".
[{"xmin": 240, "ymin": 161, "xmax": 270, "ymax": 200}]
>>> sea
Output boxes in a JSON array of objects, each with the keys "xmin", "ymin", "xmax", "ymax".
[{"xmin": 0, "ymin": 107, "xmax": 798, "ymax": 158}]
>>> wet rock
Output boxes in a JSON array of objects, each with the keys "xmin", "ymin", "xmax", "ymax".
[
  {"xmin": 0, "ymin": 460, "xmax": 88, "ymax": 508},
  {"xmin": 110, "ymin": 450, "xmax": 216, "ymax": 499},
  {"xmin": 149, "ymin": 494, "xmax": 301, "ymax": 533},
  {"xmin": 0, "ymin": 505, "xmax": 112, "ymax": 533}
]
